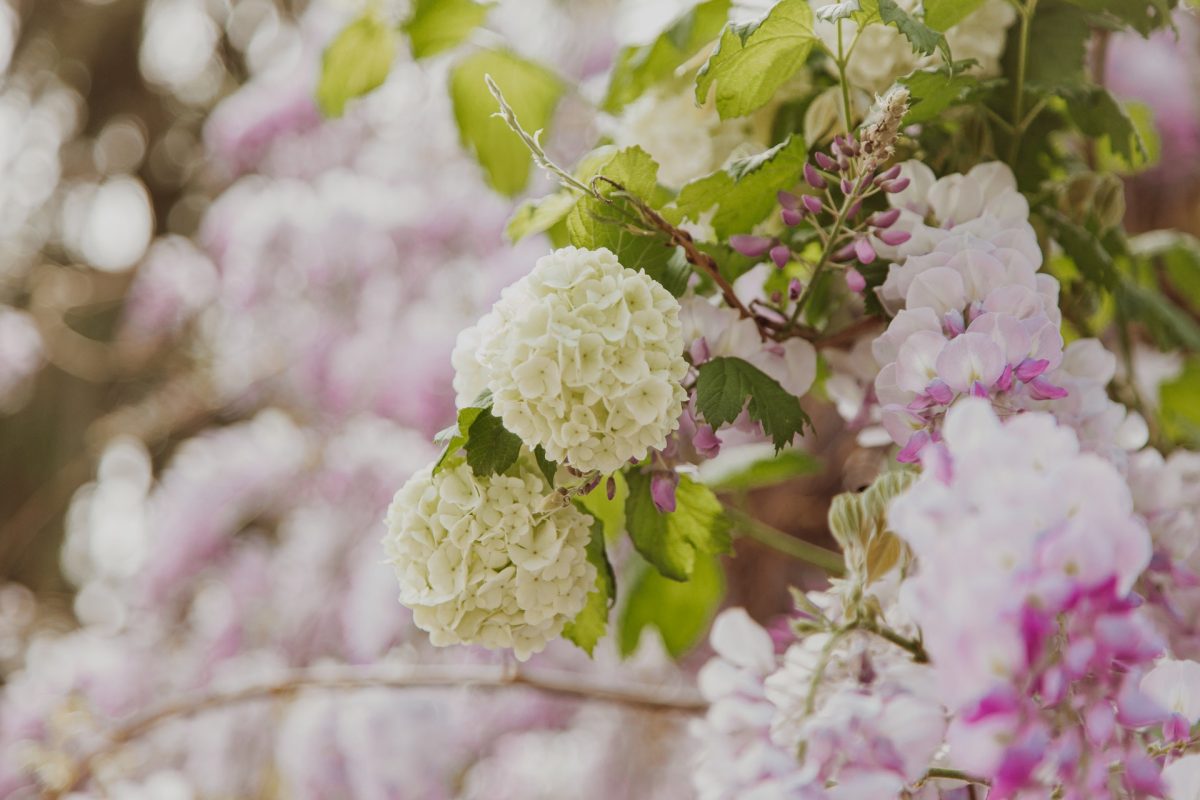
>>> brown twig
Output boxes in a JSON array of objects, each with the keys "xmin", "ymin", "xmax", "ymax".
[{"xmin": 49, "ymin": 663, "xmax": 706, "ymax": 797}]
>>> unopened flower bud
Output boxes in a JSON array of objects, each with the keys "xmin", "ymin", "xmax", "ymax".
[
  {"xmin": 870, "ymin": 208, "xmax": 901, "ymax": 228},
  {"xmin": 606, "ymin": 475, "xmax": 616, "ymax": 501},
  {"xmin": 778, "ymin": 190, "xmax": 800, "ymax": 210},
  {"xmin": 781, "ymin": 207, "xmax": 804, "ymax": 226},
  {"xmin": 833, "ymin": 243, "xmax": 857, "ymax": 262},
  {"xmin": 730, "ymin": 235, "xmax": 775, "ymax": 258},
  {"xmin": 845, "ymin": 267, "xmax": 866, "ymax": 293},
  {"xmin": 882, "ymin": 178, "xmax": 911, "ymax": 193},
  {"xmin": 801, "ymin": 194, "xmax": 824, "ymax": 215},
  {"xmin": 876, "ymin": 229, "xmax": 911, "ymax": 246},
  {"xmin": 854, "ymin": 238, "xmax": 876, "ymax": 264},
  {"xmin": 788, "ymin": 277, "xmax": 803, "ymax": 300},
  {"xmin": 804, "ymin": 163, "xmax": 827, "ymax": 189},
  {"xmin": 651, "ymin": 471, "xmax": 679, "ymax": 513},
  {"xmin": 815, "ymin": 151, "xmax": 836, "ymax": 170},
  {"xmin": 770, "ymin": 244, "xmax": 791, "ymax": 269},
  {"xmin": 845, "ymin": 199, "xmax": 862, "ymax": 219},
  {"xmin": 693, "ymin": 425, "xmax": 721, "ymax": 459},
  {"xmin": 878, "ymin": 164, "xmax": 902, "ymax": 182},
  {"xmin": 841, "ymin": 177, "xmax": 853, "ymax": 194}
]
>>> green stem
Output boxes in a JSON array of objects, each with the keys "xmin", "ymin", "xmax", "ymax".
[
  {"xmin": 723, "ymin": 505, "xmax": 846, "ymax": 575},
  {"xmin": 789, "ymin": 195, "xmax": 851, "ymax": 326},
  {"xmin": 860, "ymin": 618, "xmax": 929, "ymax": 662},
  {"xmin": 836, "ymin": 19, "xmax": 853, "ymax": 135},
  {"xmin": 1007, "ymin": 0, "xmax": 1037, "ymax": 165},
  {"xmin": 922, "ymin": 767, "xmax": 989, "ymax": 786}
]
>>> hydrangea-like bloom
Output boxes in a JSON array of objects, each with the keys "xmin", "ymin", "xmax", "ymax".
[
  {"xmin": 890, "ymin": 400, "xmax": 1163, "ymax": 796},
  {"xmin": 383, "ymin": 459, "xmax": 596, "ymax": 661},
  {"xmin": 453, "ymin": 247, "xmax": 689, "ymax": 474}
]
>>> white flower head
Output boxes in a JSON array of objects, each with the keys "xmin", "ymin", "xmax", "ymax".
[
  {"xmin": 460, "ymin": 246, "xmax": 689, "ymax": 474},
  {"xmin": 383, "ymin": 458, "xmax": 596, "ymax": 661}
]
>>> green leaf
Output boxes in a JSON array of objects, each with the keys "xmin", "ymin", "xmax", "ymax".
[
  {"xmin": 604, "ymin": 0, "xmax": 731, "ymax": 113},
  {"xmin": 618, "ymin": 553, "xmax": 723, "ymax": 658},
  {"xmin": 401, "ymin": 0, "xmax": 491, "ymax": 59},
  {"xmin": 923, "ymin": 0, "xmax": 986, "ymax": 30},
  {"xmin": 672, "ymin": 136, "xmax": 807, "ymax": 238},
  {"xmin": 563, "ymin": 518, "xmax": 616, "ymax": 655},
  {"xmin": 505, "ymin": 146, "xmax": 619, "ymax": 243},
  {"xmin": 1160, "ymin": 357, "xmax": 1200, "ymax": 448},
  {"xmin": 579, "ymin": 471, "xmax": 628, "ymax": 543},
  {"xmin": 1096, "ymin": 100, "xmax": 1160, "ymax": 173},
  {"xmin": 695, "ymin": 356, "xmax": 813, "ymax": 451},
  {"xmin": 1061, "ymin": 0, "xmax": 1174, "ymax": 35},
  {"xmin": 1134, "ymin": 231, "xmax": 1200, "ymax": 312},
  {"xmin": 533, "ymin": 445, "xmax": 557, "ymax": 487},
  {"xmin": 1018, "ymin": 1, "xmax": 1091, "ymax": 93},
  {"xmin": 450, "ymin": 49, "xmax": 564, "ymax": 196},
  {"xmin": 1116, "ymin": 280, "xmax": 1200, "ymax": 352},
  {"xmin": 433, "ymin": 397, "xmax": 522, "ymax": 477},
  {"xmin": 860, "ymin": 0, "xmax": 948, "ymax": 58},
  {"xmin": 1040, "ymin": 208, "xmax": 1118, "ymax": 289},
  {"xmin": 899, "ymin": 64, "xmax": 984, "ymax": 124},
  {"xmin": 1062, "ymin": 86, "xmax": 1148, "ymax": 166},
  {"xmin": 701, "ymin": 447, "xmax": 822, "ymax": 491},
  {"xmin": 565, "ymin": 146, "xmax": 688, "ymax": 295},
  {"xmin": 695, "ymin": 0, "xmax": 817, "ymax": 119},
  {"xmin": 625, "ymin": 472, "xmax": 731, "ymax": 581},
  {"xmin": 316, "ymin": 13, "xmax": 397, "ymax": 117}
]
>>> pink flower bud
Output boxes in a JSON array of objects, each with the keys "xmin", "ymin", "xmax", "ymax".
[
  {"xmin": 840, "ymin": 177, "xmax": 853, "ymax": 194},
  {"xmin": 882, "ymin": 177, "xmax": 911, "ymax": 193},
  {"xmin": 693, "ymin": 425, "xmax": 721, "ymax": 458},
  {"xmin": 788, "ymin": 277, "xmax": 802, "ymax": 300},
  {"xmin": 876, "ymin": 229, "xmax": 911, "ymax": 246},
  {"xmin": 650, "ymin": 471, "xmax": 679, "ymax": 513},
  {"xmin": 801, "ymin": 194, "xmax": 824, "ymax": 215},
  {"xmin": 845, "ymin": 267, "xmax": 866, "ymax": 293},
  {"xmin": 871, "ymin": 208, "xmax": 901, "ymax": 228},
  {"xmin": 770, "ymin": 244, "xmax": 791, "ymax": 269},
  {"xmin": 996, "ymin": 363, "xmax": 1014, "ymax": 392},
  {"xmin": 971, "ymin": 380, "xmax": 990, "ymax": 398},
  {"xmin": 1028, "ymin": 377, "xmax": 1069, "ymax": 400},
  {"xmin": 845, "ymin": 199, "xmax": 862, "ymax": 219},
  {"xmin": 803, "ymin": 163, "xmax": 826, "ymax": 189},
  {"xmin": 815, "ymin": 151, "xmax": 836, "ymax": 170},
  {"xmin": 606, "ymin": 476, "xmax": 616, "ymax": 501},
  {"xmin": 781, "ymin": 207, "xmax": 804, "ymax": 226},
  {"xmin": 833, "ymin": 243, "xmax": 857, "ymax": 262},
  {"xmin": 878, "ymin": 164, "xmax": 902, "ymax": 182},
  {"xmin": 730, "ymin": 235, "xmax": 774, "ymax": 258},
  {"xmin": 1015, "ymin": 357, "xmax": 1051, "ymax": 383},
  {"xmin": 689, "ymin": 336, "xmax": 711, "ymax": 364},
  {"xmin": 777, "ymin": 190, "xmax": 800, "ymax": 210},
  {"xmin": 854, "ymin": 238, "xmax": 876, "ymax": 264},
  {"xmin": 925, "ymin": 379, "xmax": 953, "ymax": 404}
]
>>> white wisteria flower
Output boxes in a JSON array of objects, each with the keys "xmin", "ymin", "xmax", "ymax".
[
  {"xmin": 383, "ymin": 458, "xmax": 596, "ymax": 661},
  {"xmin": 453, "ymin": 246, "xmax": 689, "ymax": 475}
]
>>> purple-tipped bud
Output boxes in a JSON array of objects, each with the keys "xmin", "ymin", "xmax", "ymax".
[
  {"xmin": 996, "ymin": 363, "xmax": 1014, "ymax": 392},
  {"xmin": 815, "ymin": 151, "xmax": 836, "ymax": 170},
  {"xmin": 845, "ymin": 199, "xmax": 862, "ymax": 219},
  {"xmin": 840, "ymin": 177, "xmax": 853, "ymax": 194},
  {"xmin": 778, "ymin": 190, "xmax": 800, "ymax": 210},
  {"xmin": 781, "ymin": 207, "xmax": 804, "ymax": 226},
  {"xmin": 971, "ymin": 380, "xmax": 990, "ymax": 398},
  {"xmin": 770, "ymin": 244, "xmax": 791, "ymax": 269},
  {"xmin": 854, "ymin": 238, "xmax": 876, "ymax": 264},
  {"xmin": 770, "ymin": 290, "xmax": 783, "ymax": 304},
  {"xmin": 1028, "ymin": 377, "xmax": 1069, "ymax": 400},
  {"xmin": 801, "ymin": 194, "xmax": 824, "ymax": 215},
  {"xmin": 844, "ymin": 134, "xmax": 858, "ymax": 154},
  {"xmin": 650, "ymin": 471, "xmax": 679, "ymax": 513},
  {"xmin": 730, "ymin": 234, "xmax": 774, "ymax": 258},
  {"xmin": 871, "ymin": 208, "xmax": 901, "ymax": 228},
  {"xmin": 606, "ymin": 476, "xmax": 617, "ymax": 501},
  {"xmin": 845, "ymin": 267, "xmax": 866, "ymax": 293},
  {"xmin": 878, "ymin": 164, "xmax": 902, "ymax": 182},
  {"xmin": 882, "ymin": 177, "xmax": 911, "ymax": 193},
  {"xmin": 838, "ymin": 154, "xmax": 851, "ymax": 171},
  {"xmin": 926, "ymin": 379, "xmax": 953, "ymax": 405},
  {"xmin": 803, "ymin": 163, "xmax": 827, "ymax": 189},
  {"xmin": 1015, "ymin": 357, "xmax": 1051, "ymax": 383},
  {"xmin": 833, "ymin": 243, "xmax": 857, "ymax": 262},
  {"xmin": 788, "ymin": 277, "xmax": 802, "ymax": 301},
  {"xmin": 876, "ymin": 229, "xmax": 911, "ymax": 246}
]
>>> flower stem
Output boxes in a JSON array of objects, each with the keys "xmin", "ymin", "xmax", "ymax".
[
  {"xmin": 836, "ymin": 19, "xmax": 853, "ymax": 135},
  {"xmin": 860, "ymin": 617, "xmax": 929, "ymax": 663},
  {"xmin": 1007, "ymin": 0, "xmax": 1038, "ymax": 165},
  {"xmin": 723, "ymin": 505, "xmax": 846, "ymax": 575},
  {"xmin": 921, "ymin": 767, "xmax": 990, "ymax": 786}
]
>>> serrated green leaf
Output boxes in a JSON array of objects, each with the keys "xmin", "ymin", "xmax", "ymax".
[
  {"xmin": 861, "ymin": 0, "xmax": 947, "ymax": 58},
  {"xmin": 695, "ymin": 0, "xmax": 817, "ymax": 119},
  {"xmin": 433, "ymin": 406, "xmax": 484, "ymax": 474},
  {"xmin": 604, "ymin": 0, "xmax": 731, "ymax": 113},
  {"xmin": 701, "ymin": 447, "xmax": 822, "ymax": 491},
  {"xmin": 1160, "ymin": 357, "xmax": 1200, "ymax": 448},
  {"xmin": 899, "ymin": 64, "xmax": 984, "ymax": 124},
  {"xmin": 401, "ymin": 0, "xmax": 490, "ymax": 59},
  {"xmin": 563, "ymin": 518, "xmax": 616, "ymax": 655},
  {"xmin": 316, "ymin": 13, "xmax": 397, "ymax": 117},
  {"xmin": 1134, "ymin": 231, "xmax": 1200, "ymax": 313},
  {"xmin": 450, "ymin": 49, "xmax": 564, "ymax": 196},
  {"xmin": 1096, "ymin": 100, "xmax": 1160, "ymax": 174},
  {"xmin": 671, "ymin": 136, "xmax": 807, "ymax": 238},
  {"xmin": 505, "ymin": 146, "xmax": 619, "ymax": 243},
  {"xmin": 464, "ymin": 407, "xmax": 522, "ymax": 476},
  {"xmin": 1116, "ymin": 280, "xmax": 1200, "ymax": 352},
  {"xmin": 923, "ymin": 0, "xmax": 986, "ymax": 30},
  {"xmin": 695, "ymin": 356, "xmax": 813, "ymax": 451},
  {"xmin": 579, "ymin": 471, "xmax": 628, "ymax": 543},
  {"xmin": 565, "ymin": 146, "xmax": 688, "ymax": 295},
  {"xmin": 618, "ymin": 553, "xmax": 723, "ymax": 658},
  {"xmin": 625, "ymin": 472, "xmax": 731, "ymax": 581}
]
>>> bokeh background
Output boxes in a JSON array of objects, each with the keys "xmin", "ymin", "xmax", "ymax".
[{"xmin": 0, "ymin": 0, "xmax": 1197, "ymax": 797}]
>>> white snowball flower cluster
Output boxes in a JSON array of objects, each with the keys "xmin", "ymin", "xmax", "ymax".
[
  {"xmin": 814, "ymin": 0, "xmax": 1016, "ymax": 94},
  {"xmin": 383, "ymin": 458, "xmax": 596, "ymax": 661},
  {"xmin": 453, "ymin": 246, "xmax": 689, "ymax": 475}
]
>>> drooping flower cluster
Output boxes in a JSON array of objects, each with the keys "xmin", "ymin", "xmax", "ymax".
[
  {"xmin": 890, "ymin": 399, "xmax": 1168, "ymax": 797},
  {"xmin": 454, "ymin": 246, "xmax": 689, "ymax": 475},
  {"xmin": 384, "ymin": 457, "xmax": 596, "ymax": 661}
]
